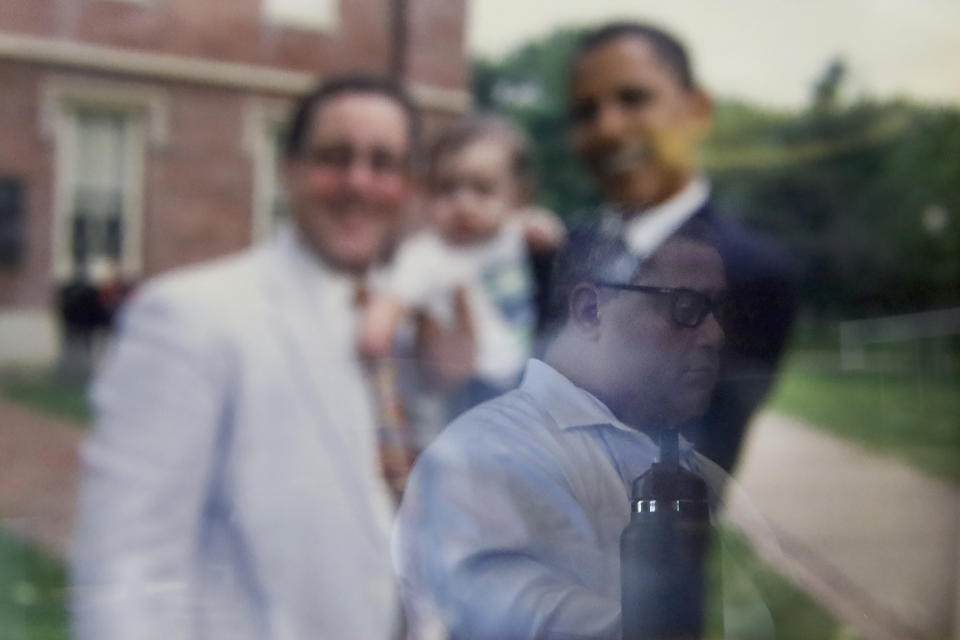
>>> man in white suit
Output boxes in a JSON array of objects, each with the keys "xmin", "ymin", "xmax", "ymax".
[{"xmin": 72, "ymin": 75, "xmax": 420, "ymax": 640}]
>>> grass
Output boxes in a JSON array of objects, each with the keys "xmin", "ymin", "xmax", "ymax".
[
  {"xmin": 0, "ymin": 524, "xmax": 846, "ymax": 640},
  {"xmin": 0, "ymin": 530, "xmax": 68, "ymax": 640},
  {"xmin": 768, "ymin": 352, "xmax": 960, "ymax": 484},
  {"xmin": 0, "ymin": 375, "xmax": 90, "ymax": 426},
  {"xmin": 704, "ymin": 529, "xmax": 861, "ymax": 640}
]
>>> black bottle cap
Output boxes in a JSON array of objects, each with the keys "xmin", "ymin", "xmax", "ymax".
[{"xmin": 631, "ymin": 430, "xmax": 707, "ymax": 502}]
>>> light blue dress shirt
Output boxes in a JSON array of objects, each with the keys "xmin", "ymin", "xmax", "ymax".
[{"xmin": 393, "ymin": 358, "xmax": 727, "ymax": 640}]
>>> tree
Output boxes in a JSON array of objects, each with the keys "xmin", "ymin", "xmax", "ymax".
[{"xmin": 471, "ymin": 27, "xmax": 601, "ymax": 219}]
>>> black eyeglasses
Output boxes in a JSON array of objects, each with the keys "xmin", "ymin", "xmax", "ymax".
[{"xmin": 594, "ymin": 281, "xmax": 728, "ymax": 328}]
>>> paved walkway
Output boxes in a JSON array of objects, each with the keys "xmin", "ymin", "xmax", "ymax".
[
  {"xmin": 735, "ymin": 411, "xmax": 960, "ymax": 640},
  {"xmin": 0, "ymin": 398, "xmax": 83, "ymax": 557}
]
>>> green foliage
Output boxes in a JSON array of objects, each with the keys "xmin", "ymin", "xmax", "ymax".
[
  {"xmin": 1, "ymin": 375, "xmax": 90, "ymax": 426},
  {"xmin": 473, "ymin": 30, "xmax": 960, "ymax": 318},
  {"xmin": 769, "ymin": 353, "xmax": 960, "ymax": 483},
  {"xmin": 472, "ymin": 27, "xmax": 601, "ymax": 219},
  {"xmin": 704, "ymin": 529, "xmax": 860, "ymax": 640},
  {"xmin": 811, "ymin": 58, "xmax": 848, "ymax": 113},
  {"xmin": 0, "ymin": 530, "xmax": 68, "ymax": 640},
  {"xmin": 710, "ymin": 100, "xmax": 960, "ymax": 318}
]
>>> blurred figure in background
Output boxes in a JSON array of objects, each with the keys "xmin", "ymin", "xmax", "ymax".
[
  {"xmin": 564, "ymin": 21, "xmax": 798, "ymax": 472},
  {"xmin": 72, "ymin": 75, "xmax": 418, "ymax": 640},
  {"xmin": 56, "ymin": 256, "xmax": 134, "ymax": 383},
  {"xmin": 360, "ymin": 114, "xmax": 564, "ymax": 436}
]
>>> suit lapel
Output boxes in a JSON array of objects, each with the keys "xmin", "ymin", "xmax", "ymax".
[{"xmin": 258, "ymin": 228, "xmax": 394, "ymax": 537}]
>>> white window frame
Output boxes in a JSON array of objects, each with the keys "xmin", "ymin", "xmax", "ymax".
[
  {"xmin": 42, "ymin": 77, "xmax": 168, "ymax": 281},
  {"xmin": 245, "ymin": 98, "xmax": 291, "ymax": 241},
  {"xmin": 262, "ymin": 0, "xmax": 339, "ymax": 33}
]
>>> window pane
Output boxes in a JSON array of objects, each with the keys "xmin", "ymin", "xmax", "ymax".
[
  {"xmin": 264, "ymin": 0, "xmax": 335, "ymax": 29},
  {"xmin": 71, "ymin": 111, "xmax": 128, "ymax": 267}
]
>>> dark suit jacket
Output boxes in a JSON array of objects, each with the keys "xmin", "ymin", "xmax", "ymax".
[
  {"xmin": 689, "ymin": 201, "xmax": 799, "ymax": 471},
  {"xmin": 530, "ymin": 200, "xmax": 799, "ymax": 473}
]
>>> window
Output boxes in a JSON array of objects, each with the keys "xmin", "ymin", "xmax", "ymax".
[
  {"xmin": 56, "ymin": 108, "xmax": 145, "ymax": 283},
  {"xmin": 263, "ymin": 0, "xmax": 338, "ymax": 32},
  {"xmin": 44, "ymin": 77, "xmax": 165, "ymax": 282},
  {"xmin": 247, "ymin": 100, "xmax": 290, "ymax": 240},
  {"xmin": 260, "ymin": 125, "xmax": 289, "ymax": 238},
  {"xmin": 51, "ymin": 107, "xmax": 145, "ymax": 283},
  {"xmin": 68, "ymin": 110, "xmax": 132, "ymax": 279}
]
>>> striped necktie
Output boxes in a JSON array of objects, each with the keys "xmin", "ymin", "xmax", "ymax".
[{"xmin": 354, "ymin": 279, "xmax": 415, "ymax": 506}]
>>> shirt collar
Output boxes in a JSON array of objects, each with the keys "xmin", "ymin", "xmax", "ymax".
[
  {"xmin": 519, "ymin": 359, "xmax": 643, "ymax": 437},
  {"xmin": 275, "ymin": 222, "xmax": 359, "ymax": 311},
  {"xmin": 602, "ymin": 176, "xmax": 710, "ymax": 259}
]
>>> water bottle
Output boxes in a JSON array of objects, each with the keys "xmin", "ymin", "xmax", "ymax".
[{"xmin": 620, "ymin": 429, "xmax": 711, "ymax": 640}]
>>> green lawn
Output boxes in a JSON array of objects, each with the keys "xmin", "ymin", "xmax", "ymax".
[
  {"xmin": 0, "ymin": 524, "xmax": 847, "ymax": 640},
  {"xmin": 705, "ymin": 530, "xmax": 861, "ymax": 640},
  {"xmin": 768, "ymin": 354, "xmax": 960, "ymax": 484},
  {"xmin": 1, "ymin": 376, "xmax": 89, "ymax": 426},
  {"xmin": 0, "ymin": 530, "xmax": 68, "ymax": 640}
]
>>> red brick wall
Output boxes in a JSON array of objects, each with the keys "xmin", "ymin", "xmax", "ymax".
[
  {"xmin": 0, "ymin": 65, "xmax": 261, "ymax": 306},
  {"xmin": 0, "ymin": 0, "xmax": 468, "ymax": 318},
  {"xmin": 0, "ymin": 63, "xmax": 54, "ymax": 308},
  {"xmin": 0, "ymin": 0, "xmax": 398, "ymax": 76},
  {"xmin": 144, "ymin": 85, "xmax": 254, "ymax": 276},
  {"xmin": 405, "ymin": 0, "xmax": 467, "ymax": 90}
]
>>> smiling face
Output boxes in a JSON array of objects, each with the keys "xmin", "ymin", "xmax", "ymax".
[
  {"xmin": 284, "ymin": 92, "xmax": 412, "ymax": 274},
  {"xmin": 594, "ymin": 236, "xmax": 726, "ymax": 429},
  {"xmin": 569, "ymin": 35, "xmax": 711, "ymax": 210},
  {"xmin": 429, "ymin": 138, "xmax": 522, "ymax": 246}
]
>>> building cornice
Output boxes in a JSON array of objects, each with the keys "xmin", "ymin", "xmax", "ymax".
[{"xmin": 0, "ymin": 32, "xmax": 470, "ymax": 113}]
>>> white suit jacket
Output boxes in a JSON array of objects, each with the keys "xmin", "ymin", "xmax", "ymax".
[{"xmin": 72, "ymin": 227, "xmax": 399, "ymax": 640}]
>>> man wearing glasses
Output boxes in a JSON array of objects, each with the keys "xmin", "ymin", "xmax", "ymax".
[
  {"xmin": 394, "ymin": 220, "xmax": 729, "ymax": 639},
  {"xmin": 74, "ymin": 76, "xmax": 417, "ymax": 640}
]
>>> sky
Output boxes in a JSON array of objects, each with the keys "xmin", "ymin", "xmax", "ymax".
[{"xmin": 468, "ymin": 0, "xmax": 960, "ymax": 109}]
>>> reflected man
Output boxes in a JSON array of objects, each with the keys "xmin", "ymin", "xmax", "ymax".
[{"xmin": 395, "ymin": 222, "xmax": 728, "ymax": 639}]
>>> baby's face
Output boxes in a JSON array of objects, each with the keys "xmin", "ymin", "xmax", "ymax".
[{"xmin": 429, "ymin": 139, "xmax": 521, "ymax": 245}]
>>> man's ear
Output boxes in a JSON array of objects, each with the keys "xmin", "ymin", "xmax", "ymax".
[{"xmin": 568, "ymin": 282, "xmax": 603, "ymax": 340}]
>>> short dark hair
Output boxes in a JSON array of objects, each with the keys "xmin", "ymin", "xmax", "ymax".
[
  {"xmin": 428, "ymin": 113, "xmax": 535, "ymax": 201},
  {"xmin": 572, "ymin": 21, "xmax": 696, "ymax": 90},
  {"xmin": 282, "ymin": 74, "xmax": 422, "ymax": 160},
  {"xmin": 543, "ymin": 223, "xmax": 636, "ymax": 333},
  {"xmin": 544, "ymin": 216, "xmax": 721, "ymax": 331}
]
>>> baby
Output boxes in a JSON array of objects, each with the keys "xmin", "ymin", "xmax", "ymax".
[{"xmin": 361, "ymin": 114, "xmax": 563, "ymax": 409}]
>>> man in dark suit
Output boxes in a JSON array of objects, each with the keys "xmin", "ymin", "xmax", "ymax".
[{"xmin": 561, "ymin": 21, "xmax": 798, "ymax": 472}]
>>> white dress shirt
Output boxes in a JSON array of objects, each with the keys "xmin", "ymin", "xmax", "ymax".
[
  {"xmin": 602, "ymin": 176, "xmax": 710, "ymax": 259},
  {"xmin": 393, "ymin": 358, "xmax": 778, "ymax": 640},
  {"xmin": 382, "ymin": 221, "xmax": 535, "ymax": 387}
]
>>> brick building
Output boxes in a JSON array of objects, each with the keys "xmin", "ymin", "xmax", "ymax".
[{"xmin": 0, "ymin": 0, "xmax": 469, "ymax": 369}]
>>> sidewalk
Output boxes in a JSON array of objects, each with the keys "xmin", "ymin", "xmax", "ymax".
[
  {"xmin": 0, "ymin": 398, "xmax": 83, "ymax": 557},
  {"xmin": 735, "ymin": 411, "xmax": 960, "ymax": 640}
]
